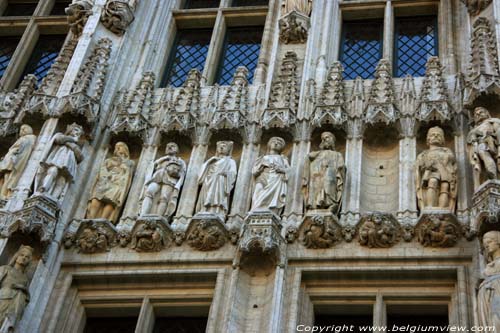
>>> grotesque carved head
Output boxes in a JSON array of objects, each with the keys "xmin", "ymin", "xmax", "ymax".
[
  {"xmin": 426, "ymin": 126, "xmax": 445, "ymax": 147},
  {"xmin": 473, "ymin": 107, "xmax": 491, "ymax": 125}
]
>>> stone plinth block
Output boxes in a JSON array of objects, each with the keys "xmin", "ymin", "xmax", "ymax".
[
  {"xmin": 299, "ymin": 210, "xmax": 342, "ymax": 249},
  {"xmin": 129, "ymin": 215, "xmax": 173, "ymax": 252},
  {"xmin": 416, "ymin": 211, "xmax": 462, "ymax": 248},
  {"xmin": 186, "ymin": 214, "xmax": 229, "ymax": 251},
  {"xmin": 64, "ymin": 219, "xmax": 118, "ymax": 254},
  {"xmin": 1, "ymin": 194, "xmax": 59, "ymax": 243},
  {"xmin": 471, "ymin": 180, "xmax": 500, "ymax": 233}
]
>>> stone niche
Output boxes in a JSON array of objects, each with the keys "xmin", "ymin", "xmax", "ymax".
[{"xmin": 360, "ymin": 125, "xmax": 399, "ymax": 213}]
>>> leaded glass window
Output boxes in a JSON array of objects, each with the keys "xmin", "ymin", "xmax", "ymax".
[
  {"xmin": 21, "ymin": 35, "xmax": 66, "ymax": 84},
  {"xmin": 2, "ymin": 2, "xmax": 38, "ymax": 16},
  {"xmin": 394, "ymin": 16, "xmax": 437, "ymax": 77},
  {"xmin": 161, "ymin": 29, "xmax": 212, "ymax": 87},
  {"xmin": 153, "ymin": 317, "xmax": 207, "ymax": 333},
  {"xmin": 340, "ymin": 20, "xmax": 383, "ymax": 80},
  {"xmin": 232, "ymin": 0, "xmax": 268, "ymax": 6},
  {"xmin": 0, "ymin": 37, "xmax": 20, "ymax": 79},
  {"xmin": 216, "ymin": 26, "xmax": 263, "ymax": 85},
  {"xmin": 184, "ymin": 0, "xmax": 219, "ymax": 9}
]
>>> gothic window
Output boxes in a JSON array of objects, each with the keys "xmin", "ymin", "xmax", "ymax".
[
  {"xmin": 153, "ymin": 317, "xmax": 208, "ymax": 333},
  {"xmin": 84, "ymin": 317, "xmax": 138, "ymax": 333},
  {"xmin": 340, "ymin": 20, "xmax": 383, "ymax": 80},
  {"xmin": 0, "ymin": 37, "xmax": 21, "ymax": 79},
  {"xmin": 394, "ymin": 16, "xmax": 437, "ymax": 77},
  {"xmin": 21, "ymin": 35, "xmax": 67, "ymax": 84},
  {"xmin": 2, "ymin": 1, "xmax": 38, "ymax": 16},
  {"xmin": 184, "ymin": 0, "xmax": 219, "ymax": 9},
  {"xmin": 216, "ymin": 26, "xmax": 264, "ymax": 85},
  {"xmin": 232, "ymin": 0, "xmax": 269, "ymax": 6},
  {"xmin": 161, "ymin": 29, "xmax": 213, "ymax": 87}
]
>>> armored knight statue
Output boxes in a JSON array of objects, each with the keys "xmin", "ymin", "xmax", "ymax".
[
  {"xmin": 196, "ymin": 141, "xmax": 237, "ymax": 218},
  {"xmin": 86, "ymin": 142, "xmax": 135, "ymax": 223},
  {"xmin": 251, "ymin": 137, "xmax": 290, "ymax": 215},
  {"xmin": 0, "ymin": 125, "xmax": 36, "ymax": 200},
  {"xmin": 282, "ymin": 0, "xmax": 313, "ymax": 16},
  {"xmin": 415, "ymin": 126, "xmax": 457, "ymax": 212},
  {"xmin": 141, "ymin": 142, "xmax": 186, "ymax": 218},
  {"xmin": 303, "ymin": 132, "xmax": 345, "ymax": 214},
  {"xmin": 0, "ymin": 245, "xmax": 33, "ymax": 331},
  {"xmin": 467, "ymin": 107, "xmax": 500, "ymax": 191},
  {"xmin": 477, "ymin": 230, "xmax": 500, "ymax": 330},
  {"xmin": 35, "ymin": 123, "xmax": 85, "ymax": 201}
]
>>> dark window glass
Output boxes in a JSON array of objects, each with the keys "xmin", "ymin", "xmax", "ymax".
[
  {"xmin": 21, "ymin": 35, "xmax": 66, "ymax": 84},
  {"xmin": 51, "ymin": 1, "xmax": 70, "ymax": 15},
  {"xmin": 0, "ymin": 37, "xmax": 20, "ymax": 79},
  {"xmin": 84, "ymin": 317, "xmax": 138, "ymax": 333},
  {"xmin": 3, "ymin": 2, "xmax": 38, "ymax": 16},
  {"xmin": 340, "ymin": 20, "xmax": 383, "ymax": 80},
  {"xmin": 161, "ymin": 29, "xmax": 212, "ymax": 87},
  {"xmin": 387, "ymin": 305, "xmax": 448, "ymax": 332},
  {"xmin": 216, "ymin": 26, "xmax": 263, "ymax": 85},
  {"xmin": 232, "ymin": 0, "xmax": 268, "ymax": 6},
  {"xmin": 153, "ymin": 317, "xmax": 207, "ymax": 333},
  {"xmin": 394, "ymin": 16, "xmax": 437, "ymax": 77},
  {"xmin": 184, "ymin": 0, "xmax": 219, "ymax": 9},
  {"xmin": 315, "ymin": 315, "xmax": 374, "ymax": 333}
]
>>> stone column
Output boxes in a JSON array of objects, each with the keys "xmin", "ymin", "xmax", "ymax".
[
  {"xmin": 398, "ymin": 118, "xmax": 418, "ymax": 224},
  {"xmin": 454, "ymin": 114, "xmax": 473, "ymax": 222},
  {"xmin": 382, "ymin": 0, "xmax": 394, "ymax": 61},
  {"xmin": 254, "ymin": 0, "xmax": 280, "ymax": 85}
]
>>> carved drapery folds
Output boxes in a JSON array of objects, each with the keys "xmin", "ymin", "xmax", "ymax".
[
  {"xmin": 161, "ymin": 69, "xmax": 201, "ymax": 133},
  {"xmin": 313, "ymin": 62, "xmax": 347, "ymax": 127},
  {"xmin": 66, "ymin": 0, "xmax": 94, "ymax": 37},
  {"xmin": 461, "ymin": 0, "xmax": 492, "ymax": 16},
  {"xmin": 464, "ymin": 17, "xmax": 500, "ymax": 105},
  {"xmin": 417, "ymin": 57, "xmax": 451, "ymax": 122},
  {"xmin": 263, "ymin": 52, "xmax": 299, "ymax": 128},
  {"xmin": 364, "ymin": 59, "xmax": 398, "ymax": 125},
  {"xmin": 100, "ymin": 0, "xmax": 135, "ymax": 36},
  {"xmin": 0, "ymin": 75, "xmax": 37, "ymax": 137},
  {"xmin": 110, "ymin": 71, "xmax": 155, "ymax": 142}
]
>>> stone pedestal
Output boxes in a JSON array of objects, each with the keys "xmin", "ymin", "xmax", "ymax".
[
  {"xmin": 186, "ymin": 213, "xmax": 229, "ymax": 251},
  {"xmin": 471, "ymin": 180, "xmax": 500, "ymax": 233},
  {"xmin": 64, "ymin": 219, "xmax": 118, "ymax": 254},
  {"xmin": 416, "ymin": 211, "xmax": 462, "ymax": 247},
  {"xmin": 129, "ymin": 215, "xmax": 173, "ymax": 252},
  {"xmin": 299, "ymin": 210, "xmax": 342, "ymax": 249}
]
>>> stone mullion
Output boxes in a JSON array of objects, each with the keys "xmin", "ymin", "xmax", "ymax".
[
  {"xmin": 382, "ymin": 0, "xmax": 393, "ymax": 62},
  {"xmin": 454, "ymin": 124, "xmax": 473, "ymax": 221},
  {"xmin": 135, "ymin": 297, "xmax": 155, "ymax": 333},
  {"xmin": 253, "ymin": 0, "xmax": 280, "ymax": 85},
  {"xmin": 373, "ymin": 293, "xmax": 387, "ymax": 330},
  {"xmin": 314, "ymin": 0, "xmax": 337, "ymax": 87},
  {"xmin": 203, "ymin": 10, "xmax": 226, "ymax": 85},
  {"xmin": 439, "ymin": 0, "xmax": 457, "ymax": 75},
  {"xmin": 341, "ymin": 131, "xmax": 363, "ymax": 223},
  {"xmin": 398, "ymin": 136, "xmax": 417, "ymax": 221},
  {"xmin": 328, "ymin": 0, "xmax": 341, "ymax": 64},
  {"xmin": 269, "ymin": 265, "xmax": 286, "ymax": 333}
]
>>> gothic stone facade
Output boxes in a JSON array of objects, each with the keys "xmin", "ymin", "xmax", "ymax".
[{"xmin": 0, "ymin": 0, "xmax": 499, "ymax": 332}]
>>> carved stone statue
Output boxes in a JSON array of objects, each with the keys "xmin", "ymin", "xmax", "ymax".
[
  {"xmin": 478, "ymin": 230, "xmax": 500, "ymax": 330},
  {"xmin": 0, "ymin": 245, "xmax": 33, "ymax": 331},
  {"xmin": 303, "ymin": 132, "xmax": 345, "ymax": 214},
  {"xmin": 467, "ymin": 107, "xmax": 500, "ymax": 190},
  {"xmin": 35, "ymin": 123, "xmax": 85, "ymax": 201},
  {"xmin": 86, "ymin": 142, "xmax": 134, "ymax": 223},
  {"xmin": 282, "ymin": 0, "xmax": 312, "ymax": 16},
  {"xmin": 279, "ymin": 15, "xmax": 308, "ymax": 44},
  {"xmin": 196, "ymin": 141, "xmax": 237, "ymax": 218},
  {"xmin": 416, "ymin": 126, "xmax": 457, "ymax": 211},
  {"xmin": 141, "ymin": 142, "xmax": 186, "ymax": 218},
  {"xmin": 0, "ymin": 125, "xmax": 36, "ymax": 200},
  {"xmin": 251, "ymin": 137, "xmax": 290, "ymax": 215}
]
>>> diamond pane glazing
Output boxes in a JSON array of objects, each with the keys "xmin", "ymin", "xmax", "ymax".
[
  {"xmin": 162, "ymin": 29, "xmax": 212, "ymax": 87},
  {"xmin": 232, "ymin": 0, "xmax": 268, "ymax": 6},
  {"xmin": 21, "ymin": 35, "xmax": 66, "ymax": 84},
  {"xmin": 184, "ymin": 0, "xmax": 219, "ymax": 9},
  {"xmin": 340, "ymin": 21, "xmax": 383, "ymax": 80},
  {"xmin": 394, "ymin": 16, "xmax": 437, "ymax": 77},
  {"xmin": 216, "ymin": 26, "xmax": 263, "ymax": 85},
  {"xmin": 0, "ymin": 37, "xmax": 20, "ymax": 79}
]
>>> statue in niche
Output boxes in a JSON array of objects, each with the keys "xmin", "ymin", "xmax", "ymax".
[
  {"xmin": 303, "ymin": 132, "xmax": 345, "ymax": 214},
  {"xmin": 251, "ymin": 137, "xmax": 290, "ymax": 215},
  {"xmin": 86, "ymin": 142, "xmax": 135, "ymax": 223},
  {"xmin": 141, "ymin": 142, "xmax": 186, "ymax": 218},
  {"xmin": 196, "ymin": 141, "xmax": 237, "ymax": 218},
  {"xmin": 415, "ymin": 126, "xmax": 457, "ymax": 212},
  {"xmin": 467, "ymin": 107, "xmax": 500, "ymax": 191},
  {"xmin": 478, "ymin": 230, "xmax": 500, "ymax": 330},
  {"xmin": 0, "ymin": 245, "xmax": 33, "ymax": 331},
  {"xmin": 0, "ymin": 125, "xmax": 36, "ymax": 200},
  {"xmin": 35, "ymin": 123, "xmax": 85, "ymax": 201},
  {"xmin": 282, "ymin": 0, "xmax": 312, "ymax": 16}
]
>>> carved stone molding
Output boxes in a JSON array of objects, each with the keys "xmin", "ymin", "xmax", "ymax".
[
  {"xmin": 66, "ymin": 0, "xmax": 94, "ymax": 37},
  {"xmin": 186, "ymin": 214, "xmax": 229, "ymax": 251},
  {"xmin": 64, "ymin": 219, "xmax": 117, "ymax": 253},
  {"xmin": 460, "ymin": 0, "xmax": 492, "ymax": 16},
  {"xmin": 0, "ymin": 195, "xmax": 59, "ymax": 244},
  {"xmin": 130, "ymin": 215, "xmax": 172, "ymax": 252},
  {"xmin": 0, "ymin": 75, "xmax": 37, "ymax": 137},
  {"xmin": 279, "ymin": 10, "xmax": 310, "ymax": 44},
  {"xmin": 299, "ymin": 211, "xmax": 342, "ymax": 249},
  {"xmin": 101, "ymin": 0, "xmax": 135, "ymax": 36},
  {"xmin": 364, "ymin": 59, "xmax": 398, "ymax": 125},
  {"xmin": 416, "ymin": 212, "xmax": 462, "ymax": 247},
  {"xmin": 471, "ymin": 180, "xmax": 500, "ymax": 233},
  {"xmin": 357, "ymin": 212, "xmax": 401, "ymax": 248},
  {"xmin": 313, "ymin": 62, "xmax": 347, "ymax": 128},
  {"xmin": 417, "ymin": 57, "xmax": 451, "ymax": 122}
]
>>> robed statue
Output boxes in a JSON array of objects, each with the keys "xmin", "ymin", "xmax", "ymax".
[{"xmin": 478, "ymin": 230, "xmax": 500, "ymax": 331}]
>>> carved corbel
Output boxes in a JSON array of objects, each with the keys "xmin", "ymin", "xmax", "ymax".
[
  {"xmin": 129, "ymin": 215, "xmax": 173, "ymax": 252},
  {"xmin": 460, "ymin": 0, "xmax": 492, "ymax": 16},
  {"xmin": 66, "ymin": 0, "xmax": 94, "ymax": 37},
  {"xmin": 299, "ymin": 212, "xmax": 342, "ymax": 249},
  {"xmin": 186, "ymin": 214, "xmax": 229, "ymax": 251},
  {"xmin": 64, "ymin": 219, "xmax": 117, "ymax": 253},
  {"xmin": 356, "ymin": 212, "xmax": 401, "ymax": 248},
  {"xmin": 416, "ymin": 213, "xmax": 462, "ymax": 248},
  {"xmin": 101, "ymin": 0, "xmax": 135, "ymax": 36},
  {"xmin": 279, "ymin": 10, "xmax": 310, "ymax": 44}
]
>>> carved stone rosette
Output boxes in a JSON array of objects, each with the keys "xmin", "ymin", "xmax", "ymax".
[
  {"xmin": 279, "ymin": 10, "xmax": 310, "ymax": 44},
  {"xmin": 416, "ymin": 212, "xmax": 462, "ymax": 248},
  {"xmin": 186, "ymin": 214, "xmax": 229, "ymax": 251},
  {"xmin": 64, "ymin": 219, "xmax": 118, "ymax": 254},
  {"xmin": 129, "ymin": 215, "xmax": 173, "ymax": 252},
  {"xmin": 1, "ymin": 195, "xmax": 59, "ymax": 244},
  {"xmin": 100, "ymin": 0, "xmax": 135, "ymax": 36},
  {"xmin": 471, "ymin": 180, "xmax": 500, "ymax": 233},
  {"xmin": 299, "ymin": 211, "xmax": 342, "ymax": 249},
  {"xmin": 357, "ymin": 212, "xmax": 401, "ymax": 248}
]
